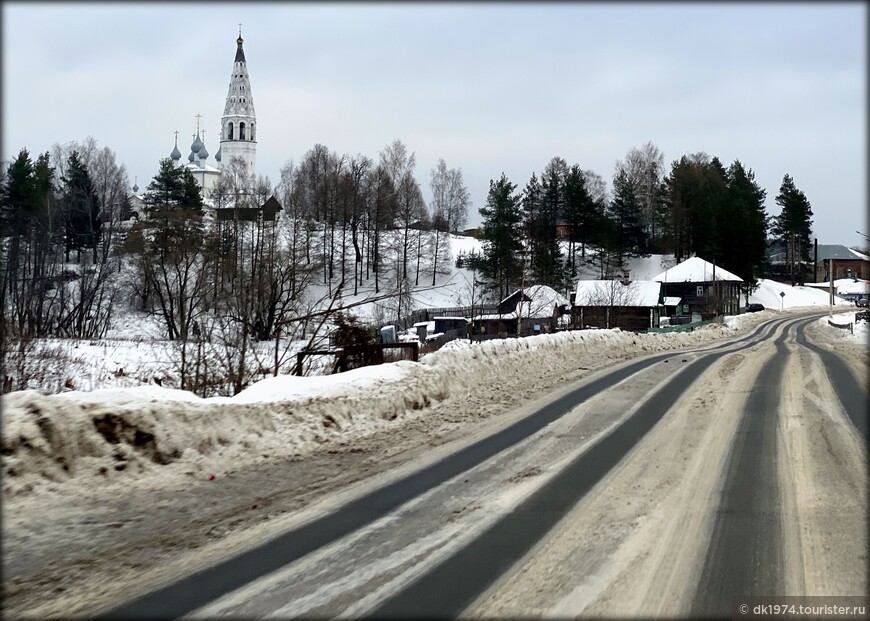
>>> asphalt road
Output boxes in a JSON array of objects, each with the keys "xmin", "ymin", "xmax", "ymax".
[{"xmin": 93, "ymin": 314, "xmax": 868, "ymax": 619}]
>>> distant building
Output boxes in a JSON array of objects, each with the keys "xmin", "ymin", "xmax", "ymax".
[
  {"xmin": 473, "ymin": 285, "xmax": 569, "ymax": 337},
  {"xmin": 573, "ymin": 278, "xmax": 663, "ymax": 331},
  {"xmin": 163, "ymin": 30, "xmax": 259, "ymax": 200},
  {"xmin": 214, "ymin": 195, "xmax": 282, "ymax": 223},
  {"xmin": 813, "ymin": 244, "xmax": 870, "ymax": 281}
]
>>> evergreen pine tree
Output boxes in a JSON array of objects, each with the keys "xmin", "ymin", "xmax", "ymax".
[
  {"xmin": 521, "ymin": 172, "xmax": 543, "ymax": 280},
  {"xmin": 606, "ymin": 169, "xmax": 646, "ymax": 272},
  {"xmin": 537, "ymin": 157, "xmax": 567, "ymax": 289},
  {"xmin": 721, "ymin": 160, "xmax": 768, "ymax": 282},
  {"xmin": 180, "ymin": 168, "xmax": 205, "ymax": 211},
  {"xmin": 562, "ymin": 163, "xmax": 602, "ymax": 268},
  {"xmin": 144, "ymin": 158, "xmax": 186, "ymax": 210},
  {"xmin": 772, "ymin": 174, "xmax": 813, "ymax": 284},
  {"xmin": 61, "ymin": 151, "xmax": 101, "ymax": 262},
  {"xmin": 479, "ymin": 174, "xmax": 524, "ymax": 300},
  {"xmin": 0, "ymin": 149, "xmax": 36, "ymax": 238}
]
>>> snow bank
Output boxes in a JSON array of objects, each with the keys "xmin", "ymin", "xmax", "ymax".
[
  {"xmin": 816, "ymin": 311, "xmax": 870, "ymax": 345},
  {"xmin": 1, "ymin": 322, "xmax": 751, "ymax": 498},
  {"xmin": 749, "ymin": 279, "xmax": 852, "ymax": 310}
]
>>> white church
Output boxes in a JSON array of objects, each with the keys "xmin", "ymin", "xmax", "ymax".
[{"xmin": 133, "ymin": 31, "xmax": 258, "ymax": 202}]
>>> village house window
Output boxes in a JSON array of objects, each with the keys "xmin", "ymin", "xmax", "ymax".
[{"xmin": 696, "ymin": 285, "xmax": 704, "ymax": 297}]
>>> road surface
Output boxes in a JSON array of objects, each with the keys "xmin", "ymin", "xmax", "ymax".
[{"xmin": 3, "ymin": 312, "xmax": 867, "ymax": 618}]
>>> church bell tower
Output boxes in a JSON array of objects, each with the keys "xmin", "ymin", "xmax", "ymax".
[{"xmin": 219, "ymin": 28, "xmax": 256, "ymax": 177}]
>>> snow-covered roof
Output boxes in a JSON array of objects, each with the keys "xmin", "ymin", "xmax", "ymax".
[
  {"xmin": 574, "ymin": 280, "xmax": 662, "ymax": 307},
  {"xmin": 519, "ymin": 285, "xmax": 570, "ymax": 318},
  {"xmin": 493, "ymin": 285, "xmax": 569, "ymax": 319},
  {"xmin": 183, "ymin": 162, "xmax": 222, "ymax": 174},
  {"xmin": 663, "ymin": 296, "xmax": 682, "ymax": 306},
  {"xmin": 652, "ymin": 257, "xmax": 743, "ymax": 283}
]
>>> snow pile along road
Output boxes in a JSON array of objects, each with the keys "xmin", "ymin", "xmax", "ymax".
[{"xmin": 1, "ymin": 318, "xmax": 762, "ymax": 499}]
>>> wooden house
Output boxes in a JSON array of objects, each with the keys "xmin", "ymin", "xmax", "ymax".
[
  {"xmin": 573, "ymin": 279, "xmax": 663, "ymax": 331},
  {"xmin": 473, "ymin": 285, "xmax": 569, "ymax": 337},
  {"xmin": 652, "ymin": 256, "xmax": 742, "ymax": 319}
]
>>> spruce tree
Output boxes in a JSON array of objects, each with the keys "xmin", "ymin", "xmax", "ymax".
[
  {"xmin": 721, "ymin": 160, "xmax": 768, "ymax": 282},
  {"xmin": 537, "ymin": 157, "xmax": 567, "ymax": 289},
  {"xmin": 0, "ymin": 149, "xmax": 36, "ymax": 238},
  {"xmin": 479, "ymin": 174, "xmax": 524, "ymax": 300},
  {"xmin": 61, "ymin": 150, "xmax": 101, "ymax": 262},
  {"xmin": 562, "ymin": 163, "xmax": 602, "ymax": 267},
  {"xmin": 606, "ymin": 169, "xmax": 646, "ymax": 272},
  {"xmin": 144, "ymin": 158, "xmax": 186, "ymax": 210}
]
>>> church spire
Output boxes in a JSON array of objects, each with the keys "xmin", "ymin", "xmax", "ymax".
[
  {"xmin": 219, "ymin": 28, "xmax": 257, "ymax": 177},
  {"xmin": 235, "ymin": 23, "xmax": 246, "ymax": 63}
]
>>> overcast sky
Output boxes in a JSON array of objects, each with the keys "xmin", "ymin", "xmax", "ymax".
[{"xmin": 3, "ymin": 2, "xmax": 867, "ymax": 247}]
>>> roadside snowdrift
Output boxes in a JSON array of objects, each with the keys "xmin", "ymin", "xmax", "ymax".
[{"xmin": 2, "ymin": 322, "xmax": 754, "ymax": 498}]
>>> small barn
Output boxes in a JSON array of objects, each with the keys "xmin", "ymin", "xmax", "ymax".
[
  {"xmin": 652, "ymin": 256, "xmax": 743, "ymax": 319},
  {"xmin": 573, "ymin": 279, "xmax": 663, "ymax": 331},
  {"xmin": 474, "ymin": 285, "xmax": 569, "ymax": 337}
]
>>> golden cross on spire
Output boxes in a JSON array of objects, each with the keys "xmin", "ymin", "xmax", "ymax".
[
  {"xmin": 173, "ymin": 130, "xmax": 179, "ymax": 145},
  {"xmin": 195, "ymin": 113, "xmax": 202, "ymax": 135}
]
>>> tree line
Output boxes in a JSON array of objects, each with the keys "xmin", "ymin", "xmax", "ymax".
[
  {"xmin": 0, "ymin": 137, "xmax": 471, "ymax": 394},
  {"xmin": 1, "ymin": 136, "xmax": 815, "ymax": 393},
  {"xmin": 475, "ymin": 142, "xmax": 814, "ymax": 300}
]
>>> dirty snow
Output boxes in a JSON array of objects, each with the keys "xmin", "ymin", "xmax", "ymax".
[{"xmin": 2, "ymin": 314, "xmax": 765, "ymax": 500}]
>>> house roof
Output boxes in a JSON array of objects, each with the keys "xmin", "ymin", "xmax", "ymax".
[
  {"xmin": 663, "ymin": 296, "xmax": 682, "ymax": 306},
  {"xmin": 816, "ymin": 244, "xmax": 870, "ymax": 261},
  {"xmin": 574, "ymin": 280, "xmax": 662, "ymax": 307},
  {"xmin": 481, "ymin": 285, "xmax": 569, "ymax": 320},
  {"xmin": 652, "ymin": 256, "xmax": 743, "ymax": 283}
]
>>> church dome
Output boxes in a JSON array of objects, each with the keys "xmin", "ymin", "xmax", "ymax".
[
  {"xmin": 215, "ymin": 147, "xmax": 221, "ymax": 162},
  {"xmin": 188, "ymin": 151, "xmax": 195, "ymax": 163},
  {"xmin": 132, "ymin": 183, "xmax": 139, "ymax": 193},
  {"xmin": 191, "ymin": 135, "xmax": 204, "ymax": 154},
  {"xmin": 170, "ymin": 144, "xmax": 182, "ymax": 160},
  {"xmin": 199, "ymin": 144, "xmax": 209, "ymax": 159}
]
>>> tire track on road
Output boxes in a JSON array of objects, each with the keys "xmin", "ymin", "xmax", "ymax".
[
  {"xmin": 690, "ymin": 320, "xmax": 800, "ymax": 617},
  {"xmin": 366, "ymin": 317, "xmax": 809, "ymax": 619},
  {"xmin": 96, "ymin": 315, "xmax": 808, "ymax": 620}
]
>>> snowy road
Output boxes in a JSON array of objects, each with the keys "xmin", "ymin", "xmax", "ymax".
[
  {"xmin": 3, "ymin": 311, "xmax": 867, "ymax": 618},
  {"xmin": 98, "ymin": 314, "xmax": 867, "ymax": 618}
]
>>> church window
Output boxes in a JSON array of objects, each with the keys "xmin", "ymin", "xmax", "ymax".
[
  {"xmin": 240, "ymin": 122, "xmax": 246, "ymax": 140},
  {"xmin": 228, "ymin": 122, "xmax": 234, "ymax": 140},
  {"xmin": 251, "ymin": 124, "xmax": 255, "ymax": 140}
]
